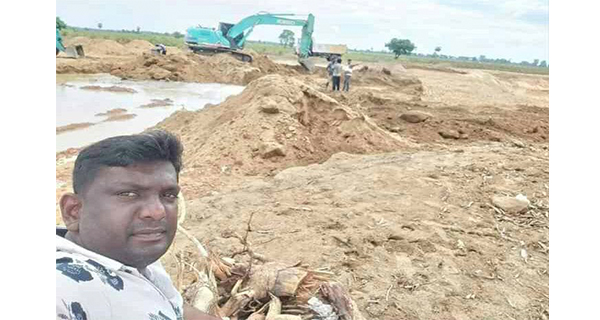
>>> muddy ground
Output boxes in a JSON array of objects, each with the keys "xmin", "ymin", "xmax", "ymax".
[{"xmin": 56, "ymin": 38, "xmax": 549, "ymax": 320}]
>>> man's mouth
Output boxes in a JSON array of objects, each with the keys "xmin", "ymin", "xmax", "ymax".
[{"xmin": 131, "ymin": 229, "xmax": 166, "ymax": 241}]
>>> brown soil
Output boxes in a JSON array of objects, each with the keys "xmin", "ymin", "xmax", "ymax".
[
  {"xmin": 80, "ymin": 85, "xmax": 137, "ymax": 93},
  {"xmin": 139, "ymin": 98, "xmax": 174, "ymax": 108},
  {"xmin": 103, "ymin": 113, "xmax": 137, "ymax": 122},
  {"xmin": 95, "ymin": 108, "xmax": 128, "ymax": 116},
  {"xmin": 56, "ymin": 36, "xmax": 549, "ymax": 320},
  {"xmin": 56, "ymin": 122, "xmax": 94, "ymax": 134}
]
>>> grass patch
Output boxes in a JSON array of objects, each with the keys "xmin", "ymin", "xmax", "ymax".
[
  {"xmin": 346, "ymin": 51, "xmax": 549, "ymax": 75},
  {"xmin": 62, "ymin": 28, "xmax": 186, "ymax": 48},
  {"xmin": 245, "ymin": 41, "xmax": 296, "ymax": 56}
]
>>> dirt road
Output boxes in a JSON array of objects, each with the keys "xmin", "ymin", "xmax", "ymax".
[{"xmin": 56, "ymin": 37, "xmax": 549, "ymax": 320}]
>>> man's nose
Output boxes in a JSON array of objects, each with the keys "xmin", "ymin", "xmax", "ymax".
[{"xmin": 139, "ymin": 195, "xmax": 166, "ymax": 220}]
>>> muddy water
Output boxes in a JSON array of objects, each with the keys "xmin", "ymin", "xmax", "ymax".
[{"xmin": 56, "ymin": 74, "xmax": 244, "ymax": 151}]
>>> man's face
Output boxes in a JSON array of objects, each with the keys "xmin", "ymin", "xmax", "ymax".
[{"xmin": 77, "ymin": 161, "xmax": 179, "ymax": 268}]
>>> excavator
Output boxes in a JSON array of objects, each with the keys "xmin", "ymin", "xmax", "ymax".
[
  {"xmin": 56, "ymin": 28, "xmax": 85, "ymax": 58},
  {"xmin": 184, "ymin": 12, "xmax": 346, "ymax": 71}
]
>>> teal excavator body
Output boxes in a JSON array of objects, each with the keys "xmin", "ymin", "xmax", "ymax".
[{"xmin": 185, "ymin": 12, "xmax": 325, "ymax": 70}]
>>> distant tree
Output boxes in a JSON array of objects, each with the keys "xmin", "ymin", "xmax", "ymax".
[
  {"xmin": 532, "ymin": 59, "xmax": 539, "ymax": 67},
  {"xmin": 539, "ymin": 60, "xmax": 548, "ymax": 68},
  {"xmin": 97, "ymin": 22, "xmax": 103, "ymax": 29},
  {"xmin": 435, "ymin": 46, "xmax": 442, "ymax": 54},
  {"xmin": 136, "ymin": 26, "xmax": 141, "ymax": 33},
  {"xmin": 479, "ymin": 55, "xmax": 486, "ymax": 62},
  {"xmin": 172, "ymin": 31, "xmax": 184, "ymax": 38},
  {"xmin": 278, "ymin": 30, "xmax": 295, "ymax": 47},
  {"xmin": 385, "ymin": 38, "xmax": 416, "ymax": 58},
  {"xmin": 56, "ymin": 17, "xmax": 67, "ymax": 30}
]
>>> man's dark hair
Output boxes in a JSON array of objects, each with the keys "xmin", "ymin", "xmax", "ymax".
[
  {"xmin": 337, "ymin": 58, "xmax": 342, "ymax": 63},
  {"xmin": 72, "ymin": 130, "xmax": 183, "ymax": 194}
]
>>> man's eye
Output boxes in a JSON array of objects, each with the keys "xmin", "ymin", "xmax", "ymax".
[
  {"xmin": 163, "ymin": 193, "xmax": 178, "ymax": 199},
  {"xmin": 118, "ymin": 192, "xmax": 138, "ymax": 197}
]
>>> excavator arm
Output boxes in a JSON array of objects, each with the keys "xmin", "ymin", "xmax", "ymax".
[
  {"xmin": 185, "ymin": 12, "xmax": 320, "ymax": 71},
  {"xmin": 226, "ymin": 13, "xmax": 313, "ymax": 49}
]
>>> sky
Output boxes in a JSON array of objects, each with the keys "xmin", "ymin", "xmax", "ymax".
[{"xmin": 56, "ymin": 0, "xmax": 549, "ymax": 63}]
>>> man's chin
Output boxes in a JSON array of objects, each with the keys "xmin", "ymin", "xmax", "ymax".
[{"xmin": 125, "ymin": 240, "xmax": 172, "ymax": 267}]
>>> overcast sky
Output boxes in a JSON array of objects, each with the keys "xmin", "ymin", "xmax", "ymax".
[{"xmin": 56, "ymin": 0, "xmax": 548, "ymax": 62}]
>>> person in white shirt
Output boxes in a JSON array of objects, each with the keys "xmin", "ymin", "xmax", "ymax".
[
  {"xmin": 56, "ymin": 130, "xmax": 218, "ymax": 320},
  {"xmin": 343, "ymin": 59, "xmax": 354, "ymax": 92},
  {"xmin": 331, "ymin": 58, "xmax": 343, "ymax": 91}
]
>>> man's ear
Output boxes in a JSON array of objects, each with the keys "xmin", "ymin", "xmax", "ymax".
[{"xmin": 60, "ymin": 193, "xmax": 82, "ymax": 232}]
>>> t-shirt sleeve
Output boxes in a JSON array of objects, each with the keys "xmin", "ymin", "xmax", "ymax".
[
  {"xmin": 147, "ymin": 260, "xmax": 184, "ymax": 311},
  {"xmin": 56, "ymin": 259, "xmax": 112, "ymax": 320}
]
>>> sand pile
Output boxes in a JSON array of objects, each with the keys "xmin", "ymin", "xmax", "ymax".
[
  {"xmin": 81, "ymin": 39, "xmax": 129, "ymax": 56},
  {"xmin": 155, "ymin": 74, "xmax": 409, "ymax": 176},
  {"xmin": 109, "ymin": 48, "xmax": 304, "ymax": 85},
  {"xmin": 110, "ymin": 52, "xmax": 263, "ymax": 84},
  {"xmin": 351, "ymin": 64, "xmax": 423, "ymax": 90},
  {"xmin": 62, "ymin": 36, "xmax": 94, "ymax": 48},
  {"xmin": 125, "ymin": 39, "xmax": 155, "ymax": 54}
]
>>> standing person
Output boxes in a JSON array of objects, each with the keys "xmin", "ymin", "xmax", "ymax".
[
  {"xmin": 343, "ymin": 59, "xmax": 354, "ymax": 92},
  {"xmin": 56, "ymin": 130, "xmax": 219, "ymax": 320},
  {"xmin": 325, "ymin": 56, "xmax": 336, "ymax": 90},
  {"xmin": 332, "ymin": 58, "xmax": 343, "ymax": 91}
]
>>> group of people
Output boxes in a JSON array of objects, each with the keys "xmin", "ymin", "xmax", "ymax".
[{"xmin": 326, "ymin": 56, "xmax": 355, "ymax": 92}]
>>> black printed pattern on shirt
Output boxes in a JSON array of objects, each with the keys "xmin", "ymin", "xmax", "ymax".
[
  {"xmin": 148, "ymin": 310, "xmax": 172, "ymax": 320},
  {"xmin": 57, "ymin": 301, "xmax": 88, "ymax": 320},
  {"xmin": 86, "ymin": 259, "xmax": 124, "ymax": 291},
  {"xmin": 173, "ymin": 305, "xmax": 183, "ymax": 320},
  {"xmin": 56, "ymin": 257, "xmax": 93, "ymax": 283}
]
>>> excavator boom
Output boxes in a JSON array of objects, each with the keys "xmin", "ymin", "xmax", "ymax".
[{"xmin": 185, "ymin": 12, "xmax": 339, "ymax": 72}]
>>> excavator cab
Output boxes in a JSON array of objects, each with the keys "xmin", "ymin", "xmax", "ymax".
[{"xmin": 219, "ymin": 23, "xmax": 244, "ymax": 48}]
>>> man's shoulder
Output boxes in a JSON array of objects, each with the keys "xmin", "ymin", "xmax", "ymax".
[{"xmin": 56, "ymin": 251, "xmax": 126, "ymax": 292}]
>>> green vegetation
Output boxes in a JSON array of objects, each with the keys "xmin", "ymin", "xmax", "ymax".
[
  {"xmin": 61, "ymin": 27, "xmax": 187, "ymax": 48},
  {"xmin": 346, "ymin": 50, "xmax": 549, "ymax": 75},
  {"xmin": 56, "ymin": 17, "xmax": 67, "ymax": 30},
  {"xmin": 385, "ymin": 38, "xmax": 416, "ymax": 57},
  {"xmin": 246, "ymin": 41, "xmax": 296, "ymax": 55},
  {"xmin": 278, "ymin": 30, "xmax": 295, "ymax": 48}
]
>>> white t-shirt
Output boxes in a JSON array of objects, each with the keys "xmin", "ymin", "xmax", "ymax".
[
  {"xmin": 56, "ymin": 232, "xmax": 184, "ymax": 320},
  {"xmin": 343, "ymin": 65, "xmax": 353, "ymax": 77}
]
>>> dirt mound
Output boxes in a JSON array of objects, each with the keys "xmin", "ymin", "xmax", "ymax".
[
  {"xmin": 62, "ymin": 36, "xmax": 94, "ymax": 47},
  {"xmin": 110, "ymin": 52, "xmax": 263, "ymax": 84},
  {"xmin": 125, "ymin": 39, "xmax": 155, "ymax": 53},
  {"xmin": 352, "ymin": 65, "xmax": 423, "ymax": 89},
  {"xmin": 245, "ymin": 50, "xmax": 300, "ymax": 76},
  {"xmin": 169, "ymin": 145, "xmax": 548, "ymax": 320},
  {"xmin": 80, "ymin": 85, "xmax": 137, "ymax": 93},
  {"xmin": 56, "ymin": 58, "xmax": 117, "ymax": 74},
  {"xmin": 139, "ymin": 98, "xmax": 174, "ymax": 108},
  {"xmin": 84, "ymin": 39, "xmax": 129, "ymax": 56},
  {"xmin": 95, "ymin": 108, "xmax": 128, "ymax": 116},
  {"xmin": 56, "ymin": 122, "xmax": 94, "ymax": 134},
  {"xmin": 94, "ymin": 108, "xmax": 136, "ymax": 122},
  {"xmin": 110, "ymin": 51, "xmax": 304, "ymax": 85},
  {"xmin": 155, "ymin": 74, "xmax": 410, "ymax": 176},
  {"xmin": 103, "ymin": 113, "xmax": 136, "ymax": 122}
]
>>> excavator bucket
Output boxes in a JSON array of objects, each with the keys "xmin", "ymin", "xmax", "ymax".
[
  {"xmin": 298, "ymin": 58, "xmax": 315, "ymax": 73},
  {"xmin": 64, "ymin": 45, "xmax": 85, "ymax": 59}
]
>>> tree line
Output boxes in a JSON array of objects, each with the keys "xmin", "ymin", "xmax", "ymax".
[{"xmin": 384, "ymin": 37, "xmax": 547, "ymax": 68}]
